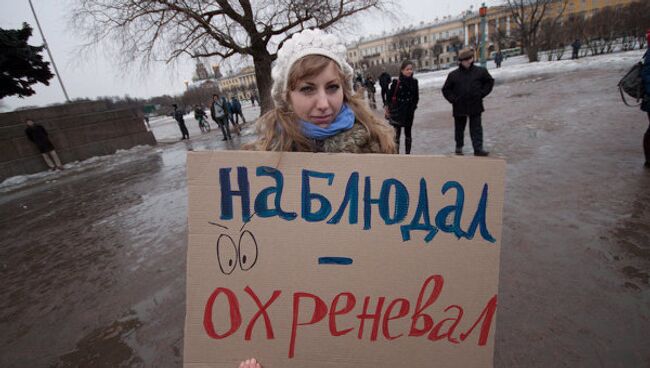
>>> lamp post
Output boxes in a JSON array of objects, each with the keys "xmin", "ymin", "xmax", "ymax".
[
  {"xmin": 28, "ymin": 0, "xmax": 70, "ymax": 102},
  {"xmin": 479, "ymin": 3, "xmax": 488, "ymax": 67}
]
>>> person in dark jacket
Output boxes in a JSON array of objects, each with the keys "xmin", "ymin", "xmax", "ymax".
[
  {"xmin": 230, "ymin": 96, "xmax": 246, "ymax": 126},
  {"xmin": 442, "ymin": 47, "xmax": 494, "ymax": 156},
  {"xmin": 172, "ymin": 104, "xmax": 190, "ymax": 140},
  {"xmin": 641, "ymin": 29, "xmax": 650, "ymax": 168},
  {"xmin": 571, "ymin": 39, "xmax": 581, "ymax": 60},
  {"xmin": 364, "ymin": 75, "xmax": 377, "ymax": 109},
  {"xmin": 25, "ymin": 119, "xmax": 64, "ymax": 170},
  {"xmin": 222, "ymin": 96, "xmax": 240, "ymax": 136},
  {"xmin": 211, "ymin": 94, "xmax": 232, "ymax": 141},
  {"xmin": 385, "ymin": 60, "xmax": 419, "ymax": 154},
  {"xmin": 494, "ymin": 50, "xmax": 504, "ymax": 68},
  {"xmin": 379, "ymin": 70, "xmax": 392, "ymax": 106}
]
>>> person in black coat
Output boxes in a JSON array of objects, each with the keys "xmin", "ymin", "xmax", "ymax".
[
  {"xmin": 172, "ymin": 104, "xmax": 190, "ymax": 140},
  {"xmin": 379, "ymin": 70, "xmax": 392, "ymax": 106},
  {"xmin": 386, "ymin": 60, "xmax": 419, "ymax": 154},
  {"xmin": 641, "ymin": 29, "xmax": 650, "ymax": 168},
  {"xmin": 25, "ymin": 119, "xmax": 64, "ymax": 170},
  {"xmin": 442, "ymin": 48, "xmax": 494, "ymax": 156}
]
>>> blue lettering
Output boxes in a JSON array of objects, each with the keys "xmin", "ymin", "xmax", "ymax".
[
  {"xmin": 254, "ymin": 166, "xmax": 297, "ymax": 221},
  {"xmin": 434, "ymin": 181, "xmax": 466, "ymax": 239},
  {"xmin": 328, "ymin": 172, "xmax": 359, "ymax": 224},
  {"xmin": 464, "ymin": 184, "xmax": 496, "ymax": 243},
  {"xmin": 379, "ymin": 179, "xmax": 409, "ymax": 225},
  {"xmin": 400, "ymin": 179, "xmax": 438, "ymax": 242},
  {"xmin": 219, "ymin": 167, "xmax": 251, "ymax": 222},
  {"xmin": 301, "ymin": 170, "xmax": 335, "ymax": 222}
]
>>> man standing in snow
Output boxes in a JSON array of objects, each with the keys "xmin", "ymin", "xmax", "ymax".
[
  {"xmin": 379, "ymin": 70, "xmax": 392, "ymax": 106},
  {"xmin": 172, "ymin": 104, "xmax": 190, "ymax": 140},
  {"xmin": 571, "ymin": 39, "xmax": 582, "ymax": 60},
  {"xmin": 442, "ymin": 47, "xmax": 494, "ymax": 157},
  {"xmin": 211, "ymin": 94, "xmax": 231, "ymax": 141},
  {"xmin": 25, "ymin": 119, "xmax": 64, "ymax": 170},
  {"xmin": 641, "ymin": 29, "xmax": 650, "ymax": 168}
]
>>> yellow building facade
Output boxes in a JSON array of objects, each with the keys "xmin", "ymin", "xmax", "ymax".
[{"xmin": 347, "ymin": 0, "xmax": 639, "ymax": 71}]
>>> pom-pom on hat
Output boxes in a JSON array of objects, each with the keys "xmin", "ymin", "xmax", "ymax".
[{"xmin": 271, "ymin": 29, "xmax": 354, "ymax": 107}]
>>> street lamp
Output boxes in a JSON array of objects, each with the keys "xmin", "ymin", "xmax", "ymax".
[{"xmin": 479, "ymin": 3, "xmax": 488, "ymax": 67}]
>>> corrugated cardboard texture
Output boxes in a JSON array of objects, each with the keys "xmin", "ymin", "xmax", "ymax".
[{"xmin": 185, "ymin": 151, "xmax": 505, "ymax": 368}]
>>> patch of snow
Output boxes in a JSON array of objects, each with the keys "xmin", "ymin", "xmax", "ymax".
[{"xmin": 417, "ymin": 49, "xmax": 645, "ymax": 90}]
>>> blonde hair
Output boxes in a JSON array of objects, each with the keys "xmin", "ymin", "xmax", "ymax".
[{"xmin": 248, "ymin": 55, "xmax": 396, "ymax": 153}]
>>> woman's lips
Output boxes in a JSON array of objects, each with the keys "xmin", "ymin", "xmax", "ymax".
[{"xmin": 311, "ymin": 114, "xmax": 332, "ymax": 125}]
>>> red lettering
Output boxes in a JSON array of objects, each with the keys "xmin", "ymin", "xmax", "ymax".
[
  {"xmin": 203, "ymin": 287, "xmax": 242, "ymax": 339},
  {"xmin": 382, "ymin": 298, "xmax": 410, "ymax": 340},
  {"xmin": 289, "ymin": 292, "xmax": 328, "ymax": 358},
  {"xmin": 329, "ymin": 292, "xmax": 356, "ymax": 336},
  {"xmin": 460, "ymin": 295, "xmax": 497, "ymax": 345},
  {"xmin": 244, "ymin": 286, "xmax": 282, "ymax": 340},
  {"xmin": 356, "ymin": 296, "xmax": 386, "ymax": 341},
  {"xmin": 428, "ymin": 305, "xmax": 463, "ymax": 343},
  {"xmin": 409, "ymin": 275, "xmax": 444, "ymax": 336}
]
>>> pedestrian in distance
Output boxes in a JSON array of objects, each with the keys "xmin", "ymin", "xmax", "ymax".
[
  {"xmin": 640, "ymin": 28, "xmax": 650, "ymax": 168},
  {"xmin": 230, "ymin": 96, "xmax": 247, "ymax": 127},
  {"xmin": 379, "ymin": 69, "xmax": 392, "ymax": 106},
  {"xmin": 194, "ymin": 104, "xmax": 210, "ymax": 133},
  {"xmin": 385, "ymin": 60, "xmax": 419, "ymax": 154},
  {"xmin": 364, "ymin": 74, "xmax": 377, "ymax": 109},
  {"xmin": 172, "ymin": 104, "xmax": 190, "ymax": 140},
  {"xmin": 24, "ymin": 119, "xmax": 64, "ymax": 171},
  {"xmin": 211, "ymin": 94, "xmax": 232, "ymax": 141},
  {"xmin": 494, "ymin": 50, "xmax": 504, "ymax": 68},
  {"xmin": 250, "ymin": 94, "xmax": 256, "ymax": 106},
  {"xmin": 223, "ymin": 95, "xmax": 240, "ymax": 136},
  {"xmin": 571, "ymin": 39, "xmax": 582, "ymax": 60},
  {"xmin": 442, "ymin": 47, "xmax": 494, "ymax": 157}
]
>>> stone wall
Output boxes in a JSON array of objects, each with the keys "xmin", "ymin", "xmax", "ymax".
[{"xmin": 0, "ymin": 101, "xmax": 156, "ymax": 181}]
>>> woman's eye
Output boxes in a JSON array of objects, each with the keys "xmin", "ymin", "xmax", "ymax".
[
  {"xmin": 299, "ymin": 86, "xmax": 315, "ymax": 93},
  {"xmin": 327, "ymin": 84, "xmax": 340, "ymax": 92},
  {"xmin": 238, "ymin": 230, "xmax": 259, "ymax": 271},
  {"xmin": 216, "ymin": 234, "xmax": 238, "ymax": 275}
]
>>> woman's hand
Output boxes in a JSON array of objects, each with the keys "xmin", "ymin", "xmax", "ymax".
[{"xmin": 239, "ymin": 358, "xmax": 262, "ymax": 368}]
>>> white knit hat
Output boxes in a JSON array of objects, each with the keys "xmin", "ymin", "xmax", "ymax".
[{"xmin": 271, "ymin": 29, "xmax": 354, "ymax": 107}]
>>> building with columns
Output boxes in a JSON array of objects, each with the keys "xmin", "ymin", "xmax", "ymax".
[{"xmin": 346, "ymin": 0, "xmax": 639, "ymax": 71}]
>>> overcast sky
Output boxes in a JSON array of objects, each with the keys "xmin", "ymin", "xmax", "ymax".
[{"xmin": 1, "ymin": 0, "xmax": 501, "ymax": 111}]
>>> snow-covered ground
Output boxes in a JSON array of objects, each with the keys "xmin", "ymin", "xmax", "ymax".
[
  {"xmin": 148, "ymin": 103, "xmax": 261, "ymax": 142},
  {"xmin": 1, "ymin": 49, "xmax": 645, "ymax": 191},
  {"xmin": 417, "ymin": 49, "xmax": 644, "ymax": 89}
]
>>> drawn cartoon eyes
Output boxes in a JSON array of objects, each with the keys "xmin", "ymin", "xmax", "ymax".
[
  {"xmin": 216, "ymin": 231, "xmax": 259, "ymax": 275},
  {"xmin": 238, "ymin": 230, "xmax": 258, "ymax": 271}
]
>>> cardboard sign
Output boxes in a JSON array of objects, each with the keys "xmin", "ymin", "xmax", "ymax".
[{"xmin": 185, "ymin": 151, "xmax": 505, "ymax": 368}]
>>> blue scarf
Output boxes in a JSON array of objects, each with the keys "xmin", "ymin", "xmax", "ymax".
[{"xmin": 300, "ymin": 104, "xmax": 355, "ymax": 140}]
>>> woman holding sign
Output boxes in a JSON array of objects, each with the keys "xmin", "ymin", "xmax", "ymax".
[
  {"xmin": 248, "ymin": 29, "xmax": 395, "ymax": 154},
  {"xmin": 240, "ymin": 28, "xmax": 395, "ymax": 367}
]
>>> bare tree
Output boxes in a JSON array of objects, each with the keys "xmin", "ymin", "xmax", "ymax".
[
  {"xmin": 393, "ymin": 31, "xmax": 415, "ymax": 61},
  {"xmin": 410, "ymin": 47, "xmax": 425, "ymax": 69},
  {"xmin": 488, "ymin": 27, "xmax": 510, "ymax": 53},
  {"xmin": 431, "ymin": 43, "xmax": 443, "ymax": 70},
  {"xmin": 506, "ymin": 0, "xmax": 568, "ymax": 62},
  {"xmin": 71, "ymin": 0, "xmax": 390, "ymax": 114}
]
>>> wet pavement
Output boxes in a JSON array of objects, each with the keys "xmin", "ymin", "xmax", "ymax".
[{"xmin": 1, "ymin": 67, "xmax": 649, "ymax": 367}]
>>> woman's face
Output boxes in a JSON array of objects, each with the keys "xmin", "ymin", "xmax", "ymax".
[
  {"xmin": 289, "ymin": 62, "xmax": 344, "ymax": 128},
  {"xmin": 401, "ymin": 64, "xmax": 414, "ymax": 77}
]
